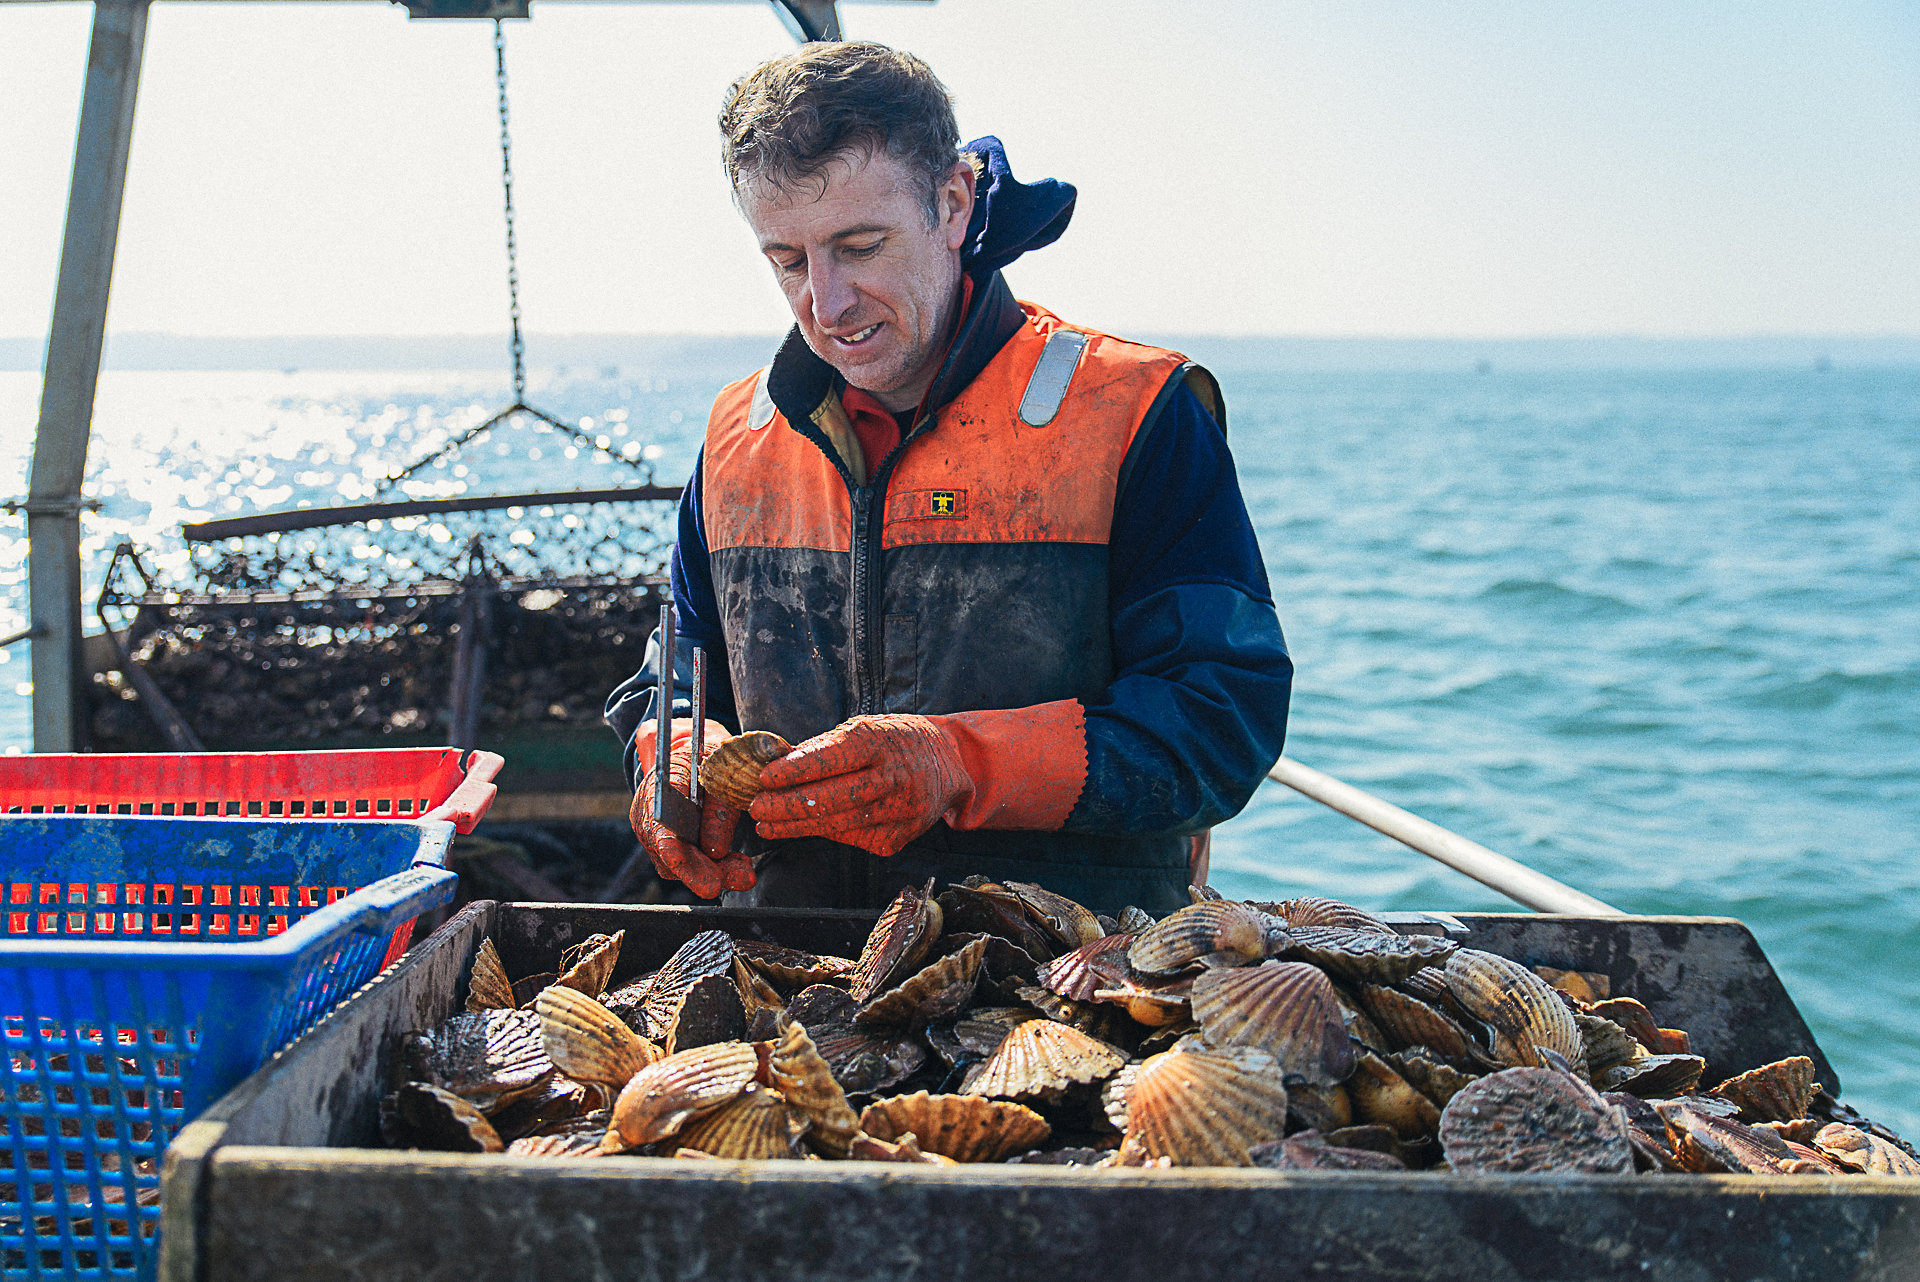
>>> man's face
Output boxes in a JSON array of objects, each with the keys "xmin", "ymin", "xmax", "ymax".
[{"xmin": 742, "ymin": 148, "xmax": 974, "ymax": 411}]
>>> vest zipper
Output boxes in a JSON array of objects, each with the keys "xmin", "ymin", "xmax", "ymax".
[{"xmin": 849, "ymin": 486, "xmax": 876, "ymax": 715}]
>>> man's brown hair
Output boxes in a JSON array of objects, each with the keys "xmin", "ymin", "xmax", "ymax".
[{"xmin": 719, "ymin": 42, "xmax": 961, "ymax": 223}]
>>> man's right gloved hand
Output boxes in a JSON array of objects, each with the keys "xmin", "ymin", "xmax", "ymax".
[{"xmin": 629, "ymin": 718, "xmax": 754, "ymax": 899}]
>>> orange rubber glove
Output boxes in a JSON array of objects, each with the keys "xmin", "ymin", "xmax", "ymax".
[
  {"xmin": 750, "ymin": 714, "xmax": 973, "ymax": 858},
  {"xmin": 630, "ymin": 718, "xmax": 754, "ymax": 899}
]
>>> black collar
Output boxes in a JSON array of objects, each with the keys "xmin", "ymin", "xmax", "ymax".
[{"xmin": 764, "ymin": 270, "xmax": 1028, "ymax": 459}]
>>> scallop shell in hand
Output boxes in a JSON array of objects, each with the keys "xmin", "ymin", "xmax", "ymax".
[{"xmin": 698, "ymin": 731, "xmax": 793, "ymax": 810}]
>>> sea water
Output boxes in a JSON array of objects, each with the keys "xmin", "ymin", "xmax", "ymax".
[{"xmin": 1, "ymin": 359, "xmax": 1915, "ymax": 1133}]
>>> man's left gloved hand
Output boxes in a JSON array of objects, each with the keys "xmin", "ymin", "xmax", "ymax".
[{"xmin": 750, "ymin": 714, "xmax": 973, "ymax": 858}]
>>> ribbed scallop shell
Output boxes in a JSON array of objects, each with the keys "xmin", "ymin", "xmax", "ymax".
[
  {"xmin": 607, "ymin": 1040, "xmax": 757, "ymax": 1149},
  {"xmin": 1397, "ymin": 966, "xmax": 1454, "ymax": 1009},
  {"xmin": 1357, "ymin": 983, "xmax": 1477, "ymax": 1066},
  {"xmin": 465, "ymin": 938, "xmax": 516, "ymax": 1012},
  {"xmin": 698, "ymin": 731, "xmax": 793, "ymax": 810},
  {"xmin": 535, "ymin": 985, "xmax": 659, "ymax": 1088},
  {"xmin": 1599, "ymin": 1053, "xmax": 1705, "ymax": 1098},
  {"xmin": 1708, "ymin": 1056, "xmax": 1815, "ymax": 1123},
  {"xmin": 1005, "ymin": 881, "xmax": 1105, "ymax": 949},
  {"xmin": 1190, "ymin": 961, "xmax": 1354, "ymax": 1086},
  {"xmin": 948, "ymin": 1007, "xmax": 1041, "ymax": 1059},
  {"xmin": 1386, "ymin": 1049, "xmax": 1478, "ymax": 1110},
  {"xmin": 1115, "ymin": 906, "xmax": 1155, "ymax": 934},
  {"xmin": 1439, "ymin": 1066, "xmax": 1634, "ymax": 1174},
  {"xmin": 1036, "ymin": 933, "xmax": 1136, "ymax": 1002},
  {"xmin": 808, "ymin": 1021, "xmax": 927, "ymax": 1096},
  {"xmin": 1262, "ymin": 897, "xmax": 1394, "ymax": 934},
  {"xmin": 1813, "ymin": 1123, "xmax": 1920, "ymax": 1176},
  {"xmin": 554, "ymin": 931, "xmax": 624, "ymax": 999},
  {"xmin": 486, "ymin": 1074, "xmax": 595, "ymax": 1142},
  {"xmin": 1283, "ymin": 926, "xmax": 1457, "ymax": 985},
  {"xmin": 1443, "ymin": 949, "xmax": 1586, "ymax": 1074},
  {"xmin": 855, "ymin": 936, "xmax": 986, "ymax": 1028},
  {"xmin": 939, "ymin": 882, "xmax": 1061, "ymax": 963},
  {"xmin": 416, "ymin": 1008, "xmax": 554, "ymax": 1111},
  {"xmin": 1574, "ymin": 1013, "xmax": 1643, "ymax": 1078},
  {"xmin": 630, "ymin": 930, "xmax": 735, "ymax": 1040},
  {"xmin": 1089, "ymin": 975, "xmax": 1193, "ymax": 1028},
  {"xmin": 1128, "ymin": 901, "xmax": 1289, "ymax": 976},
  {"xmin": 384, "ymin": 1083, "xmax": 506, "ymax": 1152},
  {"xmin": 859, "ymin": 1091, "xmax": 1051, "ymax": 1163},
  {"xmin": 736, "ymin": 940, "xmax": 857, "ymax": 989},
  {"xmin": 506, "ymin": 1130, "xmax": 606, "ymax": 1159},
  {"xmin": 1113, "ymin": 1046, "xmax": 1289, "ymax": 1166},
  {"xmin": 769, "ymin": 1020, "xmax": 861, "ymax": 1157},
  {"xmin": 850, "ymin": 880, "xmax": 942, "ymax": 1004},
  {"xmin": 674, "ymin": 1083, "xmax": 807, "ymax": 1160},
  {"xmin": 960, "ymin": 1019, "xmax": 1127, "ymax": 1102},
  {"xmin": 1017, "ymin": 984, "xmax": 1135, "ymax": 1045},
  {"xmin": 1348, "ymin": 1051, "xmax": 1441, "ymax": 1140}
]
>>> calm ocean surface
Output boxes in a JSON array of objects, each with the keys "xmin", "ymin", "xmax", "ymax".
[{"xmin": 1, "ymin": 358, "xmax": 1915, "ymax": 1132}]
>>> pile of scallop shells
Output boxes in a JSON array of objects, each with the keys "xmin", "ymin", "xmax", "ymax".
[{"xmin": 382, "ymin": 880, "xmax": 1918, "ymax": 1175}]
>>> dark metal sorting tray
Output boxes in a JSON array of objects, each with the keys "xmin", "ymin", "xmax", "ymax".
[{"xmin": 159, "ymin": 903, "xmax": 1919, "ymax": 1282}]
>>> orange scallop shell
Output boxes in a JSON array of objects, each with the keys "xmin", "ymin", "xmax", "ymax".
[
  {"xmin": 850, "ymin": 880, "xmax": 942, "ymax": 1004},
  {"xmin": 698, "ymin": 731, "xmax": 793, "ymax": 810},
  {"xmin": 1190, "ymin": 961, "xmax": 1355, "ymax": 1086},
  {"xmin": 859, "ymin": 1091, "xmax": 1051, "ymax": 1163},
  {"xmin": 465, "ymin": 938, "xmax": 516, "ymax": 1012},
  {"xmin": 1128, "ymin": 901, "xmax": 1289, "ymax": 976},
  {"xmin": 554, "ymin": 930, "xmax": 624, "ymax": 999},
  {"xmin": 1708, "ymin": 1056, "xmax": 1815, "ymax": 1123},
  {"xmin": 534, "ymin": 985, "xmax": 660, "ymax": 1088},
  {"xmin": 960, "ymin": 1018, "xmax": 1127, "ymax": 1103},
  {"xmin": 673, "ymin": 1083, "xmax": 808, "ymax": 1160},
  {"xmin": 607, "ymin": 1040, "xmax": 757, "ymax": 1150},
  {"xmin": 1109, "ymin": 1046, "xmax": 1289, "ymax": 1166},
  {"xmin": 768, "ymin": 1020, "xmax": 861, "ymax": 1158}
]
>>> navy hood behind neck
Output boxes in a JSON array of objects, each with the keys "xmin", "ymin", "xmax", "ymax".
[{"xmin": 961, "ymin": 136, "xmax": 1076, "ymax": 279}]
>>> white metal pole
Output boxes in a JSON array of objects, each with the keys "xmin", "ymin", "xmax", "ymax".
[
  {"xmin": 27, "ymin": 0, "xmax": 149, "ymax": 752},
  {"xmin": 1267, "ymin": 755, "xmax": 1625, "ymax": 916}
]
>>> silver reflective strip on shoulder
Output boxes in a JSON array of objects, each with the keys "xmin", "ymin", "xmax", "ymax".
[
  {"xmin": 748, "ymin": 370, "xmax": 777, "ymax": 431},
  {"xmin": 1018, "ymin": 330, "xmax": 1090, "ymax": 427}
]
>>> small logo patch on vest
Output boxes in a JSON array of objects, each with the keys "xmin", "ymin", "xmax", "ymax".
[{"xmin": 889, "ymin": 489, "xmax": 969, "ymax": 522}]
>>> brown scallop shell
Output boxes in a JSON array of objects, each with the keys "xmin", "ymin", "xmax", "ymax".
[
  {"xmin": 554, "ymin": 931, "xmax": 624, "ymax": 999},
  {"xmin": 1574, "ymin": 1013, "xmax": 1643, "ymax": 1078},
  {"xmin": 960, "ymin": 1018, "xmax": 1127, "ymax": 1103},
  {"xmin": 412, "ymin": 1008, "xmax": 554, "ymax": 1111},
  {"xmin": 662, "ymin": 972, "xmax": 747, "ymax": 1055},
  {"xmin": 735, "ymin": 940, "xmax": 858, "ymax": 990},
  {"xmin": 1708, "ymin": 1056, "xmax": 1815, "ymax": 1123},
  {"xmin": 1443, "ymin": 949, "xmax": 1587, "ymax": 1074},
  {"xmin": 1004, "ymin": 881, "xmax": 1105, "ymax": 949},
  {"xmin": 1348, "ymin": 1051, "xmax": 1442, "ymax": 1140},
  {"xmin": 607, "ymin": 1040, "xmax": 758, "ymax": 1150},
  {"xmin": 506, "ymin": 1129, "xmax": 608, "ymax": 1159},
  {"xmin": 768, "ymin": 1020, "xmax": 861, "ymax": 1157},
  {"xmin": 947, "ymin": 1007, "xmax": 1041, "ymax": 1059},
  {"xmin": 1284, "ymin": 1081, "xmax": 1353, "ymax": 1133},
  {"xmin": 733, "ymin": 956, "xmax": 789, "ymax": 1041},
  {"xmin": 1036, "ymin": 933, "xmax": 1136, "ymax": 1002},
  {"xmin": 1586, "ymin": 997, "xmax": 1665, "ymax": 1049},
  {"xmin": 1249, "ymin": 1131, "xmax": 1407, "ymax": 1171},
  {"xmin": 383, "ymin": 1082, "xmax": 506, "ymax": 1152},
  {"xmin": 1261, "ymin": 897, "xmax": 1395, "ymax": 934},
  {"xmin": 1115, "ymin": 906, "xmax": 1156, "ymax": 934},
  {"xmin": 1757, "ymin": 1117, "xmax": 1826, "ymax": 1146},
  {"xmin": 465, "ymin": 937, "xmax": 516, "ymax": 1012},
  {"xmin": 1664, "ymin": 1103, "xmax": 1805, "ymax": 1174},
  {"xmin": 1386, "ymin": 1048, "xmax": 1479, "ymax": 1110},
  {"xmin": 855, "ymin": 936, "xmax": 986, "ymax": 1028},
  {"xmin": 1396, "ymin": 966, "xmax": 1456, "ymax": 1009},
  {"xmin": 932, "ymin": 930, "xmax": 1040, "ymax": 1004},
  {"xmin": 808, "ymin": 1020, "xmax": 928, "ymax": 1096},
  {"xmin": 860, "ymin": 1091, "xmax": 1051, "ymax": 1163},
  {"xmin": 486, "ymin": 1074, "xmax": 596, "ymax": 1142},
  {"xmin": 1283, "ymin": 926, "xmax": 1458, "ymax": 985},
  {"xmin": 1110, "ymin": 1046, "xmax": 1289, "ymax": 1166},
  {"xmin": 1357, "ymin": 983, "xmax": 1477, "ymax": 1066},
  {"xmin": 617, "ymin": 929, "xmax": 735, "ymax": 1041},
  {"xmin": 535, "ymin": 985, "xmax": 660, "ymax": 1088},
  {"xmin": 1128, "ymin": 901, "xmax": 1290, "ymax": 976},
  {"xmin": 850, "ymin": 880, "xmax": 942, "ymax": 1004},
  {"xmin": 1439, "ymin": 1066, "xmax": 1634, "ymax": 1174},
  {"xmin": 1813, "ymin": 1123, "xmax": 1920, "ymax": 1176},
  {"xmin": 697, "ymin": 731, "xmax": 793, "ymax": 810},
  {"xmin": 1017, "ymin": 984, "xmax": 1137, "ymax": 1045},
  {"xmin": 1599, "ymin": 1053, "xmax": 1706, "ymax": 1098},
  {"xmin": 673, "ymin": 1083, "xmax": 808, "ymax": 1160},
  {"xmin": 1190, "ymin": 961, "xmax": 1354, "ymax": 1086},
  {"xmin": 1532, "ymin": 965, "xmax": 1610, "ymax": 1005}
]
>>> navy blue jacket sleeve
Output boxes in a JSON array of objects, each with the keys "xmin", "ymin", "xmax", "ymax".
[
  {"xmin": 1063, "ymin": 378, "xmax": 1293, "ymax": 835},
  {"xmin": 604, "ymin": 449, "xmax": 740, "ymax": 789}
]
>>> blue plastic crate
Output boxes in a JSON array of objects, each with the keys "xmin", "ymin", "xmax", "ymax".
[{"xmin": 0, "ymin": 815, "xmax": 458, "ymax": 1281}]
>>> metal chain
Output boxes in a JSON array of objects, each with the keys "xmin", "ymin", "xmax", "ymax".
[{"xmin": 494, "ymin": 20, "xmax": 526, "ymax": 403}]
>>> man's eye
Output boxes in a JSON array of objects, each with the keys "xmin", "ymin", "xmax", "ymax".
[
  {"xmin": 770, "ymin": 255, "xmax": 805, "ymax": 274},
  {"xmin": 844, "ymin": 242, "xmax": 883, "ymax": 259}
]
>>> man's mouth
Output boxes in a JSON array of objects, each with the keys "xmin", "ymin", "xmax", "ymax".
[{"xmin": 833, "ymin": 323, "xmax": 882, "ymax": 348}]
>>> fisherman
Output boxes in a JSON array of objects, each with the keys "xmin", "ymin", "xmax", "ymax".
[{"xmin": 607, "ymin": 41, "xmax": 1292, "ymax": 915}]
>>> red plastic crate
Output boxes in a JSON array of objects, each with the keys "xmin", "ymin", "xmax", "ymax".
[{"xmin": 0, "ymin": 747, "xmax": 503, "ymax": 831}]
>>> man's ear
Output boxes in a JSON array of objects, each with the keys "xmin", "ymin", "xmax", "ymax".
[{"xmin": 940, "ymin": 159, "xmax": 977, "ymax": 252}]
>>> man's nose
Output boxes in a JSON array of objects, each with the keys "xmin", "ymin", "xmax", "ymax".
[{"xmin": 809, "ymin": 258, "xmax": 859, "ymax": 328}]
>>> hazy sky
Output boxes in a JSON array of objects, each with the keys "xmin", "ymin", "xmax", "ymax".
[{"xmin": 5, "ymin": 0, "xmax": 1917, "ymax": 340}]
